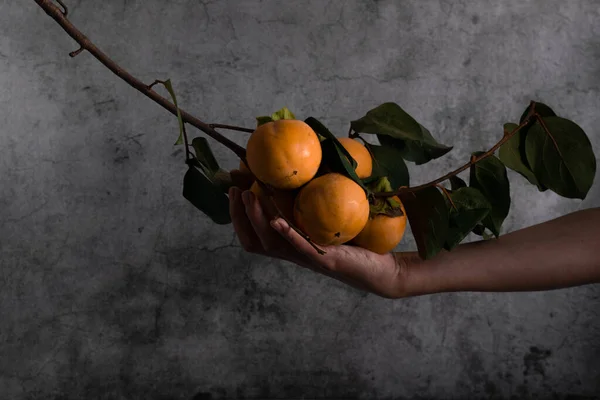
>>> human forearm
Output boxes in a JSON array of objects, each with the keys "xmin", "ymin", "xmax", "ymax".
[{"xmin": 400, "ymin": 208, "xmax": 600, "ymax": 296}]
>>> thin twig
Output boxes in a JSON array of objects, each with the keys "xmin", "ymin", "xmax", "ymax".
[
  {"xmin": 256, "ymin": 180, "xmax": 326, "ymax": 255},
  {"xmin": 55, "ymin": 0, "xmax": 68, "ymax": 16},
  {"xmin": 209, "ymin": 123, "xmax": 254, "ymax": 133},
  {"xmin": 437, "ymin": 184, "xmax": 457, "ymax": 211},
  {"xmin": 69, "ymin": 46, "xmax": 84, "ymax": 58},
  {"xmin": 33, "ymin": 0, "xmax": 246, "ymax": 159},
  {"xmin": 373, "ymin": 115, "xmax": 533, "ymax": 197}
]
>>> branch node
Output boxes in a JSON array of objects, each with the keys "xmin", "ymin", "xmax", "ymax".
[
  {"xmin": 55, "ymin": 0, "xmax": 68, "ymax": 17},
  {"xmin": 437, "ymin": 184, "xmax": 457, "ymax": 210},
  {"xmin": 147, "ymin": 80, "xmax": 165, "ymax": 90},
  {"xmin": 69, "ymin": 46, "xmax": 84, "ymax": 58}
]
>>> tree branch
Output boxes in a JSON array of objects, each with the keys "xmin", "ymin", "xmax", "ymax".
[
  {"xmin": 373, "ymin": 116, "xmax": 532, "ymax": 197},
  {"xmin": 34, "ymin": 0, "xmax": 246, "ymax": 160},
  {"xmin": 209, "ymin": 123, "xmax": 255, "ymax": 133}
]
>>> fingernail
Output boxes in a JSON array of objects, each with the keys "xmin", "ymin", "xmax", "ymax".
[{"xmin": 270, "ymin": 219, "xmax": 281, "ymax": 231}]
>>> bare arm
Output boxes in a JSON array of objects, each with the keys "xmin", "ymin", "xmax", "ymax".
[
  {"xmin": 402, "ymin": 207, "xmax": 600, "ymax": 296},
  {"xmin": 231, "ymin": 186, "xmax": 600, "ymax": 298}
]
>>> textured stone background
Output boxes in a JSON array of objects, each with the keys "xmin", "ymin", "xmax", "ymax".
[{"xmin": 1, "ymin": 1, "xmax": 600, "ymax": 399}]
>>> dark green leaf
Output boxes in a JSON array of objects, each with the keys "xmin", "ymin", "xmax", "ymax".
[
  {"xmin": 159, "ymin": 79, "xmax": 185, "ymax": 145},
  {"xmin": 191, "ymin": 137, "xmax": 220, "ymax": 178},
  {"xmin": 399, "ymin": 187, "xmax": 449, "ymax": 260},
  {"xmin": 444, "ymin": 187, "xmax": 491, "ymax": 250},
  {"xmin": 320, "ymin": 139, "xmax": 368, "ymax": 191},
  {"xmin": 499, "ymin": 123, "xmax": 545, "ymax": 191},
  {"xmin": 305, "ymin": 117, "xmax": 357, "ymax": 169},
  {"xmin": 449, "ymin": 176, "xmax": 467, "ymax": 191},
  {"xmin": 525, "ymin": 117, "xmax": 596, "ymax": 199},
  {"xmin": 469, "ymin": 153, "xmax": 510, "ymax": 237},
  {"xmin": 351, "ymin": 102, "xmax": 423, "ymax": 141},
  {"xmin": 183, "ymin": 165, "xmax": 231, "ymax": 225},
  {"xmin": 519, "ymin": 101, "xmax": 557, "ymax": 124},
  {"xmin": 365, "ymin": 144, "xmax": 410, "ymax": 189},
  {"xmin": 378, "ymin": 124, "xmax": 452, "ymax": 165},
  {"xmin": 256, "ymin": 116, "xmax": 273, "ymax": 126},
  {"xmin": 305, "ymin": 117, "xmax": 368, "ymax": 191}
]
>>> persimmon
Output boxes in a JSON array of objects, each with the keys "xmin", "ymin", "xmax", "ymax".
[
  {"xmin": 246, "ymin": 119, "xmax": 322, "ymax": 189},
  {"xmin": 293, "ymin": 173, "xmax": 369, "ymax": 246},
  {"xmin": 337, "ymin": 137, "xmax": 373, "ymax": 179},
  {"xmin": 352, "ymin": 196, "xmax": 407, "ymax": 254}
]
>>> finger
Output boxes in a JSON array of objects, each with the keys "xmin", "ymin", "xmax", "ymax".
[
  {"xmin": 271, "ymin": 217, "xmax": 396, "ymax": 293},
  {"xmin": 242, "ymin": 190, "xmax": 289, "ymax": 253},
  {"xmin": 229, "ymin": 187, "xmax": 263, "ymax": 253},
  {"xmin": 269, "ymin": 217, "xmax": 333, "ymax": 267}
]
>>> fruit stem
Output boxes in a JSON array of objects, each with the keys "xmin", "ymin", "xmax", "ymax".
[{"xmin": 33, "ymin": 0, "xmax": 246, "ymax": 160}]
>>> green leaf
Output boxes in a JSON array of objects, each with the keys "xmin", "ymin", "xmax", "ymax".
[
  {"xmin": 365, "ymin": 144, "xmax": 410, "ymax": 189},
  {"xmin": 525, "ymin": 116, "xmax": 596, "ymax": 199},
  {"xmin": 351, "ymin": 102, "xmax": 423, "ymax": 141},
  {"xmin": 399, "ymin": 187, "xmax": 449, "ymax": 260},
  {"xmin": 182, "ymin": 165, "xmax": 231, "ymax": 224},
  {"xmin": 378, "ymin": 124, "xmax": 452, "ymax": 165},
  {"xmin": 498, "ymin": 123, "xmax": 545, "ymax": 191},
  {"xmin": 366, "ymin": 177, "xmax": 404, "ymax": 217},
  {"xmin": 469, "ymin": 153, "xmax": 510, "ymax": 237},
  {"xmin": 256, "ymin": 107, "xmax": 295, "ymax": 127},
  {"xmin": 256, "ymin": 116, "xmax": 273, "ymax": 127},
  {"xmin": 305, "ymin": 117, "xmax": 358, "ymax": 169},
  {"xmin": 271, "ymin": 107, "xmax": 296, "ymax": 121},
  {"xmin": 158, "ymin": 79, "xmax": 185, "ymax": 145},
  {"xmin": 444, "ymin": 187, "xmax": 491, "ymax": 250},
  {"xmin": 320, "ymin": 139, "xmax": 368, "ymax": 191},
  {"xmin": 519, "ymin": 101, "xmax": 557, "ymax": 124},
  {"xmin": 305, "ymin": 117, "xmax": 368, "ymax": 191},
  {"xmin": 449, "ymin": 176, "xmax": 467, "ymax": 191},
  {"xmin": 191, "ymin": 137, "xmax": 220, "ymax": 178}
]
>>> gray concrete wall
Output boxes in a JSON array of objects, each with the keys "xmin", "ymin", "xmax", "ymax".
[{"xmin": 1, "ymin": 1, "xmax": 599, "ymax": 399}]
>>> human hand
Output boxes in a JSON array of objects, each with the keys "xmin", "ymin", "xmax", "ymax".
[{"xmin": 228, "ymin": 186, "xmax": 417, "ymax": 298}]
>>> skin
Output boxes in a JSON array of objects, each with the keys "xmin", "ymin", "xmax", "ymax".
[
  {"xmin": 229, "ymin": 186, "xmax": 600, "ymax": 298},
  {"xmin": 246, "ymin": 120, "xmax": 322, "ymax": 189}
]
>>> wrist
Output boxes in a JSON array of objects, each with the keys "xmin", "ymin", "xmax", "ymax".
[{"xmin": 392, "ymin": 251, "xmax": 432, "ymax": 298}]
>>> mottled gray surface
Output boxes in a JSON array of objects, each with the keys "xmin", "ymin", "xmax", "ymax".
[{"xmin": 1, "ymin": 1, "xmax": 600, "ymax": 399}]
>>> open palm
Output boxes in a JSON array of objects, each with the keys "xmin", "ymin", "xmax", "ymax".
[{"xmin": 229, "ymin": 186, "xmax": 413, "ymax": 298}]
